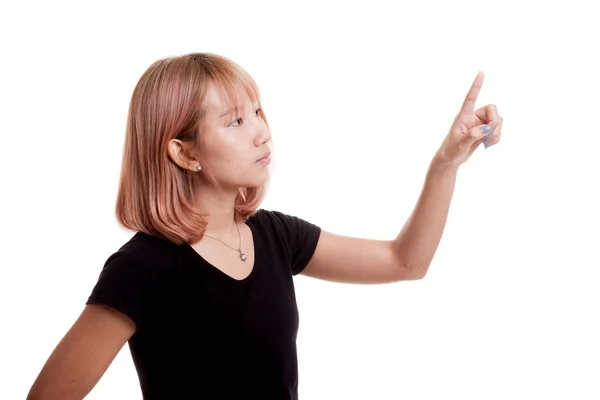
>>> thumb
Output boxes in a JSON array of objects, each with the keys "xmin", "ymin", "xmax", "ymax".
[{"xmin": 469, "ymin": 124, "xmax": 494, "ymax": 144}]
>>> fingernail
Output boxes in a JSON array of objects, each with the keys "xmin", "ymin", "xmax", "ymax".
[
  {"xmin": 484, "ymin": 141, "xmax": 493, "ymax": 149},
  {"xmin": 483, "ymin": 137, "xmax": 491, "ymax": 145},
  {"xmin": 482, "ymin": 125, "xmax": 493, "ymax": 134}
]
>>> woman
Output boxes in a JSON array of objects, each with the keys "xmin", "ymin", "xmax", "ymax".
[{"xmin": 27, "ymin": 53, "xmax": 502, "ymax": 399}]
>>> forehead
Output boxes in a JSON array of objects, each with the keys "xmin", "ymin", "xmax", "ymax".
[{"xmin": 204, "ymin": 81, "xmax": 258, "ymax": 116}]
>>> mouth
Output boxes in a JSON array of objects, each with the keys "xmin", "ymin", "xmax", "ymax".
[{"xmin": 256, "ymin": 151, "xmax": 271, "ymax": 163}]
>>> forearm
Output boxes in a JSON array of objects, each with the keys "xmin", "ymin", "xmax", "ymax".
[{"xmin": 392, "ymin": 155, "xmax": 460, "ymax": 277}]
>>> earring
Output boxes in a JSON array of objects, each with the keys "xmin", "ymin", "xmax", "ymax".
[{"xmin": 196, "ymin": 165, "xmax": 202, "ymax": 171}]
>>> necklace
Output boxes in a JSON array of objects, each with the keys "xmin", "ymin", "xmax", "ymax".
[{"xmin": 203, "ymin": 221, "xmax": 247, "ymax": 262}]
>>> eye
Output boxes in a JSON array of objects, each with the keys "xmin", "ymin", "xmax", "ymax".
[
  {"xmin": 255, "ymin": 108, "xmax": 262, "ymax": 116},
  {"xmin": 228, "ymin": 117, "xmax": 243, "ymax": 127}
]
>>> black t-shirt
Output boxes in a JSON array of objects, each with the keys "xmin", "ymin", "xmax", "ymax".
[{"xmin": 86, "ymin": 209, "xmax": 321, "ymax": 399}]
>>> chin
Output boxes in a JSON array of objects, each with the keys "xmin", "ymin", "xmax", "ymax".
[
  {"xmin": 244, "ymin": 178, "xmax": 269, "ymax": 188},
  {"xmin": 241, "ymin": 174, "xmax": 270, "ymax": 188}
]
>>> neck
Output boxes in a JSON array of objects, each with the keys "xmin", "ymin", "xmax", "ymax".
[{"xmin": 193, "ymin": 181, "xmax": 239, "ymax": 237}]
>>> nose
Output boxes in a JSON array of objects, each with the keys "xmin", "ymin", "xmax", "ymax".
[{"xmin": 253, "ymin": 119, "xmax": 271, "ymax": 147}]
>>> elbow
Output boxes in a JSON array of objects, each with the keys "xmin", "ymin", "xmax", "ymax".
[
  {"xmin": 403, "ymin": 263, "xmax": 430, "ymax": 281},
  {"xmin": 392, "ymin": 248, "xmax": 430, "ymax": 281},
  {"xmin": 414, "ymin": 264, "xmax": 431, "ymax": 280}
]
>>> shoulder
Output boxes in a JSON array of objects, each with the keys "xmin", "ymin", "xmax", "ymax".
[
  {"xmin": 248, "ymin": 209, "xmax": 287, "ymax": 228},
  {"xmin": 118, "ymin": 231, "xmax": 178, "ymax": 259},
  {"xmin": 248, "ymin": 208, "xmax": 321, "ymax": 248},
  {"xmin": 99, "ymin": 231, "xmax": 181, "ymax": 279},
  {"xmin": 248, "ymin": 208, "xmax": 319, "ymax": 230},
  {"xmin": 89, "ymin": 232, "xmax": 181, "ymax": 301},
  {"xmin": 249, "ymin": 209, "xmax": 321, "ymax": 275},
  {"xmin": 87, "ymin": 232, "xmax": 179, "ymax": 330}
]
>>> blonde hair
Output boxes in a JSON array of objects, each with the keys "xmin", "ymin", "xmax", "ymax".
[{"xmin": 116, "ymin": 53, "xmax": 268, "ymax": 245}]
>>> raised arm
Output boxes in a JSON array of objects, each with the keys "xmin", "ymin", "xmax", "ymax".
[
  {"xmin": 27, "ymin": 304, "xmax": 135, "ymax": 400},
  {"xmin": 300, "ymin": 72, "xmax": 502, "ymax": 284}
]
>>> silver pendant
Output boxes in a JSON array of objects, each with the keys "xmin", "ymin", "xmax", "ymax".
[{"xmin": 239, "ymin": 251, "xmax": 247, "ymax": 262}]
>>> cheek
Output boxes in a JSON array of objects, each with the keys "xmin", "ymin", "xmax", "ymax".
[
  {"xmin": 201, "ymin": 133, "xmax": 252, "ymax": 177},
  {"xmin": 204, "ymin": 146, "xmax": 242, "ymax": 176}
]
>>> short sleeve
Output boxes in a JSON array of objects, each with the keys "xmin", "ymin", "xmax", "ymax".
[
  {"xmin": 261, "ymin": 210, "xmax": 322, "ymax": 276},
  {"xmin": 86, "ymin": 251, "xmax": 155, "ymax": 331}
]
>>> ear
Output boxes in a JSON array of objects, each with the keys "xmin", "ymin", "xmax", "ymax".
[{"xmin": 168, "ymin": 138, "xmax": 200, "ymax": 172}]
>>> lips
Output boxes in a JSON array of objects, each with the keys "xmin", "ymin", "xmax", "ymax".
[{"xmin": 257, "ymin": 151, "xmax": 271, "ymax": 162}]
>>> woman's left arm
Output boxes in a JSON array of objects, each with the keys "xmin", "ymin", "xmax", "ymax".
[
  {"xmin": 301, "ymin": 159, "xmax": 458, "ymax": 284},
  {"xmin": 301, "ymin": 71, "xmax": 503, "ymax": 284}
]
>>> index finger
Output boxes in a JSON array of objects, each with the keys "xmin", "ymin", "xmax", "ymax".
[{"xmin": 460, "ymin": 71, "xmax": 485, "ymax": 114}]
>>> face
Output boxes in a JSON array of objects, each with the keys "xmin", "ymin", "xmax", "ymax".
[{"xmin": 196, "ymin": 82, "xmax": 272, "ymax": 190}]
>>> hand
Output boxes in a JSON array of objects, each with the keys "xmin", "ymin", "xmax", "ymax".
[{"xmin": 434, "ymin": 72, "xmax": 503, "ymax": 166}]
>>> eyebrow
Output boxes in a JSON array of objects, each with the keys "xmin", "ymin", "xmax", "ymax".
[
  {"xmin": 218, "ymin": 102, "xmax": 260, "ymax": 118},
  {"xmin": 219, "ymin": 106, "xmax": 239, "ymax": 118}
]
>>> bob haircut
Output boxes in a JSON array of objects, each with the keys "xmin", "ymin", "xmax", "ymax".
[{"xmin": 116, "ymin": 52, "xmax": 269, "ymax": 245}]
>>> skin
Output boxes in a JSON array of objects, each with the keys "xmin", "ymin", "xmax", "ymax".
[
  {"xmin": 168, "ymin": 82, "xmax": 272, "ymax": 279},
  {"xmin": 27, "ymin": 72, "xmax": 503, "ymax": 398},
  {"xmin": 301, "ymin": 72, "xmax": 504, "ymax": 285},
  {"xmin": 168, "ymin": 81, "xmax": 272, "ymax": 238},
  {"xmin": 26, "ymin": 305, "xmax": 135, "ymax": 400}
]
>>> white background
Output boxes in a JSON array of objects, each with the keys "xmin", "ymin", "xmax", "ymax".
[{"xmin": 2, "ymin": 0, "xmax": 599, "ymax": 398}]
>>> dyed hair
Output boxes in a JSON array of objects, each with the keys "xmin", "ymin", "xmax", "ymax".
[{"xmin": 115, "ymin": 53, "xmax": 268, "ymax": 245}]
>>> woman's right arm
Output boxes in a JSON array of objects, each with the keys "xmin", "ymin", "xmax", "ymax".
[{"xmin": 27, "ymin": 304, "xmax": 136, "ymax": 400}]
